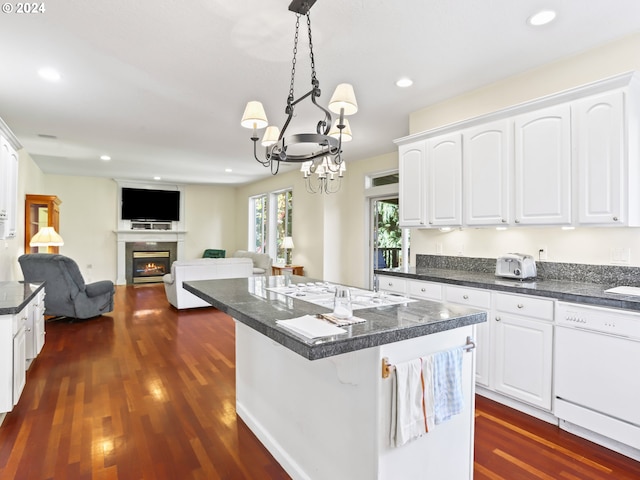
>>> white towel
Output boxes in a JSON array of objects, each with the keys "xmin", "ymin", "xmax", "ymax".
[
  {"xmin": 432, "ymin": 347, "xmax": 464, "ymax": 424},
  {"xmin": 390, "ymin": 358, "xmax": 427, "ymax": 447},
  {"xmin": 422, "ymin": 355, "xmax": 436, "ymax": 432}
]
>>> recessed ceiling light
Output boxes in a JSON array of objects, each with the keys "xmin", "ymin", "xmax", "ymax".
[
  {"xmin": 225, "ymin": 168, "xmax": 233, "ymax": 173},
  {"xmin": 396, "ymin": 77, "xmax": 413, "ymax": 88},
  {"xmin": 153, "ymin": 176, "xmax": 162, "ymax": 181},
  {"xmin": 100, "ymin": 155, "xmax": 111, "ymax": 161},
  {"xmin": 37, "ymin": 133, "xmax": 58, "ymax": 139},
  {"xmin": 528, "ymin": 10, "xmax": 556, "ymax": 26},
  {"xmin": 38, "ymin": 67, "xmax": 61, "ymax": 82}
]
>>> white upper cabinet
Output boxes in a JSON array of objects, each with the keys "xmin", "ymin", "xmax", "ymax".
[
  {"xmin": 574, "ymin": 89, "xmax": 639, "ymax": 226},
  {"xmin": 463, "ymin": 120, "xmax": 511, "ymax": 226},
  {"xmin": 426, "ymin": 133, "xmax": 462, "ymax": 226},
  {"xmin": 396, "ymin": 71, "xmax": 640, "ymax": 229},
  {"xmin": 0, "ymin": 134, "xmax": 19, "ymax": 239},
  {"xmin": 513, "ymin": 104, "xmax": 572, "ymax": 225},
  {"xmin": 398, "ymin": 141, "xmax": 427, "ymax": 227}
]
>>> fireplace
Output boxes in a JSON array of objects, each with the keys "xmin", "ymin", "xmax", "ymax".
[
  {"xmin": 131, "ymin": 251, "xmax": 170, "ymax": 284},
  {"xmin": 124, "ymin": 241, "xmax": 178, "ymax": 284}
]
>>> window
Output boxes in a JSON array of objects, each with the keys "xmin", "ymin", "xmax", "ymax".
[
  {"xmin": 249, "ymin": 189, "xmax": 293, "ymax": 263},
  {"xmin": 249, "ymin": 194, "xmax": 267, "ymax": 253}
]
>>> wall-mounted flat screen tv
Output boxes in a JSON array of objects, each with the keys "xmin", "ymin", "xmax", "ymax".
[{"xmin": 121, "ymin": 187, "xmax": 180, "ymax": 221}]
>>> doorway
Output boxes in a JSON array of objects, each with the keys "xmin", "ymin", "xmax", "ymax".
[{"xmin": 369, "ymin": 196, "xmax": 409, "ymax": 289}]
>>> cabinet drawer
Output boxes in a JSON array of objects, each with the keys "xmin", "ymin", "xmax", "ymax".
[
  {"xmin": 494, "ymin": 292, "xmax": 554, "ymax": 320},
  {"xmin": 407, "ymin": 280, "xmax": 443, "ymax": 301},
  {"xmin": 12, "ymin": 306, "xmax": 28, "ymax": 335},
  {"xmin": 445, "ymin": 285, "xmax": 491, "ymax": 308},
  {"xmin": 377, "ymin": 276, "xmax": 406, "ymax": 294}
]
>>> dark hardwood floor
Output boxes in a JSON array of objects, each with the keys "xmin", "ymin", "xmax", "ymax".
[{"xmin": 1, "ymin": 284, "xmax": 639, "ymax": 479}]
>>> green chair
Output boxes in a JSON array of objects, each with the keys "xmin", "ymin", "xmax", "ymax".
[{"xmin": 203, "ymin": 249, "xmax": 226, "ymax": 258}]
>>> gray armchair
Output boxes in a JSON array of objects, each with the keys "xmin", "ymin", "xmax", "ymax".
[{"xmin": 18, "ymin": 254, "xmax": 115, "ymax": 320}]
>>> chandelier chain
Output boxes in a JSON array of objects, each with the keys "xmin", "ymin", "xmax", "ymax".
[
  {"xmin": 306, "ymin": 13, "xmax": 317, "ymax": 87},
  {"xmin": 289, "ymin": 14, "xmax": 301, "ymax": 102}
]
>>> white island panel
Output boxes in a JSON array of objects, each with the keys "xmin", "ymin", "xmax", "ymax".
[{"xmin": 236, "ymin": 321, "xmax": 475, "ymax": 480}]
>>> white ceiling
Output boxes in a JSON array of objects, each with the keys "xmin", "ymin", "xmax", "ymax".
[{"xmin": 1, "ymin": 0, "xmax": 640, "ymax": 186}]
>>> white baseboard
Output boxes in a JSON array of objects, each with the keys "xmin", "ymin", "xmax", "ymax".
[{"xmin": 476, "ymin": 386, "xmax": 558, "ymax": 425}]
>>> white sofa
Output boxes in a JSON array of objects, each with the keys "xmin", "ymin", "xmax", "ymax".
[
  {"xmin": 231, "ymin": 250, "xmax": 273, "ymax": 275},
  {"xmin": 162, "ymin": 257, "xmax": 253, "ymax": 309}
]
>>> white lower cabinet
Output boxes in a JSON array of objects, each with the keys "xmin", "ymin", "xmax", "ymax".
[
  {"xmin": 384, "ymin": 276, "xmax": 556, "ymax": 413},
  {"xmin": 26, "ymin": 289, "xmax": 46, "ymax": 360},
  {"xmin": 492, "ymin": 292, "xmax": 554, "ymax": 410},
  {"xmin": 13, "ymin": 318, "xmax": 26, "ymax": 406},
  {"xmin": 376, "ymin": 275, "xmax": 407, "ymax": 295},
  {"xmin": 1, "ymin": 288, "xmax": 46, "ymax": 413},
  {"xmin": 407, "ymin": 279, "xmax": 442, "ymax": 301},
  {"xmin": 2, "ymin": 305, "xmax": 28, "ymax": 411},
  {"xmin": 444, "ymin": 285, "xmax": 492, "ymax": 387}
]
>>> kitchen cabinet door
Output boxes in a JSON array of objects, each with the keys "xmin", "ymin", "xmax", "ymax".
[
  {"xmin": 0, "ymin": 135, "xmax": 18, "ymax": 238},
  {"xmin": 426, "ymin": 133, "xmax": 462, "ymax": 226},
  {"xmin": 514, "ymin": 104, "xmax": 571, "ymax": 225},
  {"xmin": 445, "ymin": 285, "xmax": 492, "ymax": 387},
  {"xmin": 463, "ymin": 120, "xmax": 511, "ymax": 226},
  {"xmin": 492, "ymin": 314, "xmax": 553, "ymax": 410},
  {"xmin": 398, "ymin": 141, "xmax": 426, "ymax": 227},
  {"xmin": 13, "ymin": 325, "xmax": 26, "ymax": 405},
  {"xmin": 574, "ymin": 90, "xmax": 627, "ymax": 225},
  {"xmin": 26, "ymin": 290, "xmax": 46, "ymax": 360}
]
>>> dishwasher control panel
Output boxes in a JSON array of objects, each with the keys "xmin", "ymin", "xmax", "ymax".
[{"xmin": 556, "ymin": 302, "xmax": 640, "ymax": 340}]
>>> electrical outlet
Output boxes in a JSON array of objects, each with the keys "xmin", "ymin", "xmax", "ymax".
[
  {"xmin": 611, "ymin": 247, "xmax": 631, "ymax": 265},
  {"xmin": 457, "ymin": 243, "xmax": 464, "ymax": 256},
  {"xmin": 436, "ymin": 243, "xmax": 443, "ymax": 255},
  {"xmin": 538, "ymin": 246, "xmax": 548, "ymax": 261}
]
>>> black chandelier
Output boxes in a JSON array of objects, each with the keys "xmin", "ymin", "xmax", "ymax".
[{"xmin": 240, "ymin": 0, "xmax": 357, "ymax": 192}]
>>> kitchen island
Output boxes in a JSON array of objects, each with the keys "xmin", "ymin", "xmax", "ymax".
[{"xmin": 184, "ymin": 275, "xmax": 486, "ymax": 480}]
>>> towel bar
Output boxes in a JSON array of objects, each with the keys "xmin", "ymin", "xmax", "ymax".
[{"xmin": 381, "ymin": 336, "xmax": 476, "ymax": 379}]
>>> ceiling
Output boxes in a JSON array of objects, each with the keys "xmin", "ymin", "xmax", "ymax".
[{"xmin": 1, "ymin": 0, "xmax": 640, "ymax": 186}]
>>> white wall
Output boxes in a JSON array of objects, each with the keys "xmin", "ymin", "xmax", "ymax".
[
  {"xmin": 234, "ymin": 166, "xmax": 326, "ymax": 280},
  {"xmin": 34, "ymin": 176, "xmax": 240, "ymax": 283},
  {"xmin": 43, "ymin": 175, "xmax": 117, "ymax": 283},
  {"xmin": 184, "ymin": 184, "xmax": 238, "ymax": 258},
  {"xmin": 0, "ymin": 149, "xmax": 46, "ymax": 282},
  {"xmin": 408, "ymin": 33, "xmax": 640, "ymax": 267}
]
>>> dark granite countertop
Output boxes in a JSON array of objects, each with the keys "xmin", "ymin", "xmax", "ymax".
[
  {"xmin": 184, "ymin": 275, "xmax": 486, "ymax": 360},
  {"xmin": 0, "ymin": 281, "xmax": 45, "ymax": 315},
  {"xmin": 375, "ymin": 266, "xmax": 640, "ymax": 312}
]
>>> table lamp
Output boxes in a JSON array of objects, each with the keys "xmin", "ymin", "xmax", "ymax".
[{"xmin": 283, "ymin": 236, "xmax": 294, "ymax": 266}]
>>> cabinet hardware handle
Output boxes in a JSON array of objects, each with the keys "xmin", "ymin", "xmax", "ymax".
[
  {"xmin": 613, "ymin": 216, "xmax": 619, "ymax": 221},
  {"xmin": 517, "ymin": 304, "xmax": 524, "ymax": 308},
  {"xmin": 463, "ymin": 295, "xmax": 469, "ymax": 299},
  {"xmin": 496, "ymin": 316, "xmax": 501, "ymax": 321},
  {"xmin": 515, "ymin": 219, "xmax": 520, "ymax": 224},
  {"xmin": 501, "ymin": 219, "xmax": 506, "ymax": 223},
  {"xmin": 421, "ymin": 288, "xmax": 426, "ymax": 292}
]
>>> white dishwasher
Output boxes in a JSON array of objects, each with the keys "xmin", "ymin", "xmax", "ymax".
[{"xmin": 555, "ymin": 302, "xmax": 640, "ymax": 455}]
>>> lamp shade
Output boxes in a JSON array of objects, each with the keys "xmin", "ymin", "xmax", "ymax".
[
  {"xmin": 328, "ymin": 83, "xmax": 358, "ymax": 116},
  {"xmin": 261, "ymin": 126, "xmax": 280, "ymax": 146},
  {"xmin": 329, "ymin": 118, "xmax": 352, "ymax": 142},
  {"xmin": 282, "ymin": 236, "xmax": 295, "ymax": 249},
  {"xmin": 29, "ymin": 226, "xmax": 64, "ymax": 246},
  {"xmin": 241, "ymin": 101, "xmax": 268, "ymax": 129}
]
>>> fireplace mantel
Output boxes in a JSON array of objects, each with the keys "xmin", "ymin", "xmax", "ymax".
[{"xmin": 115, "ymin": 230, "xmax": 186, "ymax": 285}]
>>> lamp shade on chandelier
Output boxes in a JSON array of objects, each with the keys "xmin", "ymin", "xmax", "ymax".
[{"xmin": 240, "ymin": 0, "xmax": 357, "ymax": 194}]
